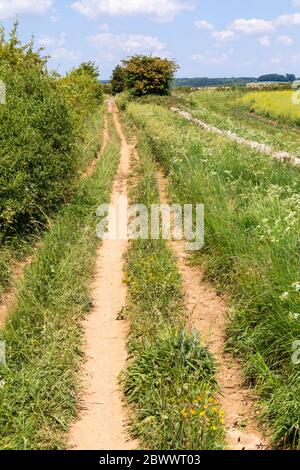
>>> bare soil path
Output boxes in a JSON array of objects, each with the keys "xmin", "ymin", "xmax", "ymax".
[
  {"xmin": 156, "ymin": 170, "xmax": 268, "ymax": 451},
  {"xmin": 69, "ymin": 99, "xmax": 137, "ymax": 450}
]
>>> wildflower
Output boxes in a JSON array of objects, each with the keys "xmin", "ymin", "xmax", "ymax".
[
  {"xmin": 199, "ymin": 411, "xmax": 205, "ymax": 417},
  {"xmin": 180, "ymin": 409, "xmax": 188, "ymax": 418},
  {"xmin": 289, "ymin": 312, "xmax": 299, "ymax": 321},
  {"xmin": 190, "ymin": 409, "xmax": 196, "ymax": 416},
  {"xmin": 292, "ymin": 282, "xmax": 300, "ymax": 292},
  {"xmin": 210, "ymin": 425, "xmax": 218, "ymax": 431},
  {"xmin": 279, "ymin": 292, "xmax": 289, "ymax": 301}
]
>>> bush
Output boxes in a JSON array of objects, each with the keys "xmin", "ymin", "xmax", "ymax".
[
  {"xmin": 56, "ymin": 62, "xmax": 103, "ymax": 128},
  {"xmin": 0, "ymin": 26, "xmax": 77, "ymax": 234},
  {"xmin": 114, "ymin": 55, "xmax": 178, "ymax": 97}
]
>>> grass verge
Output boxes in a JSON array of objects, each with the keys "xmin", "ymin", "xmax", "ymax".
[
  {"xmin": 124, "ymin": 100, "xmax": 300, "ymax": 448},
  {"xmin": 0, "ymin": 111, "xmax": 120, "ymax": 450},
  {"xmin": 121, "ymin": 119, "xmax": 225, "ymax": 450},
  {"xmin": 0, "ymin": 107, "xmax": 105, "ymax": 298}
]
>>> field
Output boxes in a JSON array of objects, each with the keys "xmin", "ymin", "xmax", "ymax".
[
  {"xmin": 241, "ymin": 90, "xmax": 300, "ymax": 126},
  {"xmin": 0, "ymin": 29, "xmax": 300, "ymax": 453}
]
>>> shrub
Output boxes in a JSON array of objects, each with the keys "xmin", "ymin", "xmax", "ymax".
[
  {"xmin": 116, "ymin": 55, "xmax": 179, "ymax": 97},
  {"xmin": 0, "ymin": 27, "xmax": 77, "ymax": 234}
]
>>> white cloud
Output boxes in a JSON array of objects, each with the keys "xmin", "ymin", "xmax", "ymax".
[
  {"xmin": 276, "ymin": 13, "xmax": 300, "ymax": 27},
  {"xmin": 293, "ymin": 0, "xmax": 300, "ymax": 6},
  {"xmin": 195, "ymin": 19, "xmax": 214, "ymax": 30},
  {"xmin": 259, "ymin": 36, "xmax": 271, "ymax": 47},
  {"xmin": 38, "ymin": 33, "xmax": 66, "ymax": 47},
  {"xmin": 0, "ymin": 0, "xmax": 52, "ymax": 19},
  {"xmin": 232, "ymin": 18, "xmax": 275, "ymax": 34},
  {"xmin": 191, "ymin": 49, "xmax": 234, "ymax": 65},
  {"xmin": 51, "ymin": 47, "xmax": 80, "ymax": 61},
  {"xmin": 212, "ymin": 30, "xmax": 236, "ymax": 42},
  {"xmin": 277, "ymin": 34, "xmax": 293, "ymax": 46},
  {"xmin": 270, "ymin": 57, "xmax": 281, "ymax": 65},
  {"xmin": 72, "ymin": 0, "xmax": 194, "ymax": 21},
  {"xmin": 88, "ymin": 32, "xmax": 167, "ymax": 58},
  {"xmin": 99, "ymin": 23, "xmax": 109, "ymax": 31}
]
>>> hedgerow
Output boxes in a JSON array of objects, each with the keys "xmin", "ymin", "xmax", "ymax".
[{"xmin": 0, "ymin": 26, "xmax": 103, "ymax": 235}]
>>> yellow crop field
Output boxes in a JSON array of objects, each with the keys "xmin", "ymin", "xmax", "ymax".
[{"xmin": 241, "ymin": 90, "xmax": 300, "ymax": 124}]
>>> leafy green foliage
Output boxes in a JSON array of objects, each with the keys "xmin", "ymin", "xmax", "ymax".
[
  {"xmin": 111, "ymin": 64, "xmax": 126, "ymax": 95},
  {"xmin": 114, "ymin": 55, "xmax": 178, "ymax": 97},
  {"xmin": 0, "ymin": 26, "xmax": 76, "ymax": 234}
]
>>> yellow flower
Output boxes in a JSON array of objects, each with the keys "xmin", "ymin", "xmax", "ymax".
[
  {"xmin": 199, "ymin": 411, "xmax": 205, "ymax": 417},
  {"xmin": 180, "ymin": 409, "xmax": 187, "ymax": 418},
  {"xmin": 190, "ymin": 409, "xmax": 196, "ymax": 416},
  {"xmin": 210, "ymin": 425, "xmax": 218, "ymax": 431},
  {"xmin": 219, "ymin": 418, "xmax": 224, "ymax": 424}
]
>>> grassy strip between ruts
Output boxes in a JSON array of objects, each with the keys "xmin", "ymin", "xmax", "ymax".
[
  {"xmin": 0, "ymin": 106, "xmax": 105, "ymax": 297},
  {"xmin": 124, "ymin": 101, "xmax": 300, "ymax": 448},
  {"xmin": 121, "ymin": 117, "xmax": 225, "ymax": 450},
  {"xmin": 0, "ymin": 111, "xmax": 120, "ymax": 450}
]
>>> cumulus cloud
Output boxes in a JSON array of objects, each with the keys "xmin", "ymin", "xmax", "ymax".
[
  {"xmin": 259, "ymin": 36, "xmax": 271, "ymax": 47},
  {"xmin": 231, "ymin": 18, "xmax": 275, "ymax": 34},
  {"xmin": 88, "ymin": 32, "xmax": 167, "ymax": 58},
  {"xmin": 195, "ymin": 19, "xmax": 214, "ymax": 30},
  {"xmin": 212, "ymin": 30, "xmax": 236, "ymax": 42},
  {"xmin": 51, "ymin": 47, "xmax": 80, "ymax": 61},
  {"xmin": 277, "ymin": 34, "xmax": 293, "ymax": 46},
  {"xmin": 276, "ymin": 13, "xmax": 300, "ymax": 26},
  {"xmin": 38, "ymin": 33, "xmax": 66, "ymax": 47},
  {"xmin": 191, "ymin": 49, "xmax": 234, "ymax": 65},
  {"xmin": 0, "ymin": 0, "xmax": 52, "ymax": 19},
  {"xmin": 71, "ymin": 0, "xmax": 194, "ymax": 21}
]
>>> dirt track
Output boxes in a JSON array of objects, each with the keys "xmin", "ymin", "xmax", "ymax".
[{"xmin": 69, "ymin": 100, "xmax": 137, "ymax": 450}]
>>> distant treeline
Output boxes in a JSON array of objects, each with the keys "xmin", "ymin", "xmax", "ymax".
[{"xmin": 173, "ymin": 74, "xmax": 298, "ymax": 88}]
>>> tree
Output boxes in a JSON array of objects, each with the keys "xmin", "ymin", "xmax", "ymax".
[
  {"xmin": 70, "ymin": 61, "xmax": 100, "ymax": 79},
  {"xmin": 111, "ymin": 65, "xmax": 126, "ymax": 95},
  {"xmin": 121, "ymin": 55, "xmax": 179, "ymax": 96}
]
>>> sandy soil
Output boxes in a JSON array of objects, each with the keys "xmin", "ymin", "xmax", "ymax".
[{"xmin": 68, "ymin": 99, "xmax": 137, "ymax": 450}]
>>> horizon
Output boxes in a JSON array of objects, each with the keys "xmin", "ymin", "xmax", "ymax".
[{"xmin": 1, "ymin": 1, "xmax": 300, "ymax": 80}]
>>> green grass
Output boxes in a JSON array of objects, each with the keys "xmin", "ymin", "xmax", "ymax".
[
  {"xmin": 0, "ymin": 113, "xmax": 120, "ymax": 450},
  {"xmin": 173, "ymin": 88, "xmax": 300, "ymax": 156},
  {"xmin": 124, "ymin": 100, "xmax": 300, "ymax": 448},
  {"xmin": 121, "ymin": 119, "xmax": 225, "ymax": 450}
]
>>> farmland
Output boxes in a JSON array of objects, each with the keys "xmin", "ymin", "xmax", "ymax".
[{"xmin": 0, "ymin": 26, "xmax": 300, "ymax": 455}]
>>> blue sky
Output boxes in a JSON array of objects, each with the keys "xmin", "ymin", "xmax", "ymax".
[{"xmin": 1, "ymin": 0, "xmax": 300, "ymax": 79}]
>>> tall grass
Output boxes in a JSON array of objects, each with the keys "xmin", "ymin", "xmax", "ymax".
[
  {"xmin": 125, "ymin": 101, "xmax": 300, "ymax": 448},
  {"xmin": 174, "ymin": 88, "xmax": 300, "ymax": 156},
  {"xmin": 0, "ymin": 115, "xmax": 120, "ymax": 450},
  {"xmin": 121, "ymin": 119, "xmax": 225, "ymax": 450}
]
